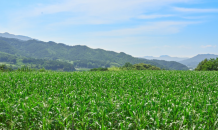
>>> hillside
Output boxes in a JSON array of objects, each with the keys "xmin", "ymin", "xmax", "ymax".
[
  {"xmin": 179, "ymin": 54, "xmax": 218, "ymax": 69},
  {"xmin": 0, "ymin": 39, "xmax": 18, "ymax": 54},
  {"xmin": 0, "ymin": 37, "xmax": 189, "ymax": 70},
  {"xmin": 151, "ymin": 59, "xmax": 189, "ymax": 70}
]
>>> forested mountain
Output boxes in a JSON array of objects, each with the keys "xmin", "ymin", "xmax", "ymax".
[
  {"xmin": 0, "ymin": 39, "xmax": 18, "ymax": 54},
  {"xmin": 0, "ymin": 32, "xmax": 34, "ymax": 41},
  {"xmin": 179, "ymin": 54, "xmax": 218, "ymax": 69},
  {"xmin": 0, "ymin": 37, "xmax": 189, "ymax": 70},
  {"xmin": 151, "ymin": 59, "xmax": 189, "ymax": 70}
]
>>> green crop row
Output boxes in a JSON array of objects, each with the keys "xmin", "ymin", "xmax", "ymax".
[{"xmin": 0, "ymin": 71, "xmax": 217, "ymax": 129}]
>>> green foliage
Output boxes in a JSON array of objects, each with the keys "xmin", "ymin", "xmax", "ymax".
[
  {"xmin": 90, "ymin": 67, "xmax": 108, "ymax": 71},
  {"xmin": 0, "ymin": 71, "xmax": 217, "ymax": 129},
  {"xmin": 22, "ymin": 58, "xmax": 76, "ymax": 71},
  {"xmin": 123, "ymin": 62, "xmax": 133, "ymax": 68},
  {"xmin": 180, "ymin": 54, "xmax": 218, "ymax": 69},
  {"xmin": 0, "ymin": 64, "xmax": 6, "ymax": 70},
  {"xmin": 0, "ymin": 64, "xmax": 7, "ymax": 72},
  {"xmin": 0, "ymin": 37, "xmax": 189, "ymax": 70},
  {"xmin": 16, "ymin": 66, "xmax": 50, "ymax": 72},
  {"xmin": 120, "ymin": 62, "xmax": 161, "ymax": 70},
  {"xmin": 195, "ymin": 58, "xmax": 218, "ymax": 71},
  {"xmin": 0, "ymin": 40, "xmax": 18, "ymax": 54},
  {"xmin": 132, "ymin": 63, "xmax": 161, "ymax": 70},
  {"xmin": 152, "ymin": 59, "xmax": 188, "ymax": 70},
  {"xmin": 0, "ymin": 51, "xmax": 76, "ymax": 71},
  {"xmin": 39, "ymin": 68, "xmax": 46, "ymax": 72},
  {"xmin": 0, "ymin": 51, "xmax": 17, "ymax": 64},
  {"xmin": 0, "ymin": 64, "xmax": 13, "ymax": 72},
  {"xmin": 108, "ymin": 66, "xmax": 121, "ymax": 71},
  {"xmin": 73, "ymin": 59, "xmax": 110, "ymax": 68},
  {"xmin": 122, "ymin": 62, "xmax": 133, "ymax": 70},
  {"xmin": 17, "ymin": 66, "xmax": 34, "ymax": 72}
]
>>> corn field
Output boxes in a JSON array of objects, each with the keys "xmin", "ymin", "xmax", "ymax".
[{"xmin": 0, "ymin": 71, "xmax": 218, "ymax": 129}]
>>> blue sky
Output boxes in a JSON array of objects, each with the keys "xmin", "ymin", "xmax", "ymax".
[{"xmin": 0, "ymin": 0, "xmax": 218, "ymax": 57}]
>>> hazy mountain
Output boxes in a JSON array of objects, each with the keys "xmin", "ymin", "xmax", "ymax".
[
  {"xmin": 143, "ymin": 55, "xmax": 189, "ymax": 62},
  {"xmin": 0, "ymin": 36, "xmax": 189, "ymax": 70},
  {"xmin": 0, "ymin": 32, "xmax": 34, "ymax": 41},
  {"xmin": 179, "ymin": 54, "xmax": 218, "ymax": 69}
]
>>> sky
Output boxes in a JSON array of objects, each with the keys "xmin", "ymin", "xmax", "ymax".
[{"xmin": 0, "ymin": 0, "xmax": 218, "ymax": 58}]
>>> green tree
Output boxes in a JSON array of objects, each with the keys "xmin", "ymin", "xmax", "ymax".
[
  {"xmin": 123, "ymin": 62, "xmax": 133, "ymax": 68},
  {"xmin": 0, "ymin": 64, "xmax": 7, "ymax": 71},
  {"xmin": 195, "ymin": 58, "xmax": 218, "ymax": 71}
]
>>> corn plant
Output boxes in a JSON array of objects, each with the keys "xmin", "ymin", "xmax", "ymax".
[{"xmin": 0, "ymin": 70, "xmax": 217, "ymax": 129}]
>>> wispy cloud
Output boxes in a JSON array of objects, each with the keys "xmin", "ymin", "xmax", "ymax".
[
  {"xmin": 174, "ymin": 7, "xmax": 218, "ymax": 13},
  {"xmin": 14, "ymin": 0, "xmax": 193, "ymax": 25},
  {"xmin": 31, "ymin": 0, "xmax": 192, "ymax": 16},
  {"xmin": 137, "ymin": 14, "xmax": 174, "ymax": 19},
  {"xmin": 181, "ymin": 16, "xmax": 209, "ymax": 19},
  {"xmin": 151, "ymin": 45, "xmax": 192, "ymax": 49},
  {"xmin": 201, "ymin": 45, "xmax": 217, "ymax": 48},
  {"xmin": 91, "ymin": 21, "xmax": 201, "ymax": 36}
]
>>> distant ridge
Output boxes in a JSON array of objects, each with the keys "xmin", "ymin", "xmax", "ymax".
[
  {"xmin": 0, "ymin": 32, "xmax": 34, "ymax": 41},
  {"xmin": 179, "ymin": 54, "xmax": 218, "ymax": 69},
  {"xmin": 142, "ymin": 55, "xmax": 189, "ymax": 62}
]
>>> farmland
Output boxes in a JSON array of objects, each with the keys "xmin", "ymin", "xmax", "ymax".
[{"xmin": 0, "ymin": 71, "xmax": 217, "ymax": 129}]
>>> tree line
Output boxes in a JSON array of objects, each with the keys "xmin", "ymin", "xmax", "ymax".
[
  {"xmin": 73, "ymin": 60, "xmax": 111, "ymax": 68},
  {"xmin": 90, "ymin": 62, "xmax": 161, "ymax": 71},
  {"xmin": 22, "ymin": 58, "xmax": 75, "ymax": 71},
  {"xmin": 0, "ymin": 52, "xmax": 17, "ymax": 64},
  {"xmin": 0, "ymin": 53, "xmax": 76, "ymax": 71}
]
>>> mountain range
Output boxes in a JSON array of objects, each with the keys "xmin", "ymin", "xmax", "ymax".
[
  {"xmin": 0, "ymin": 32, "xmax": 34, "ymax": 41},
  {"xmin": 0, "ymin": 34, "xmax": 189, "ymax": 70},
  {"xmin": 143, "ymin": 54, "xmax": 218, "ymax": 69},
  {"xmin": 1, "ymin": 33, "xmax": 216, "ymax": 70},
  {"xmin": 179, "ymin": 54, "xmax": 218, "ymax": 69},
  {"xmin": 143, "ymin": 55, "xmax": 189, "ymax": 62}
]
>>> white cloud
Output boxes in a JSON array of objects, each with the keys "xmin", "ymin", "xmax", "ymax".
[
  {"xmin": 174, "ymin": 7, "xmax": 218, "ymax": 13},
  {"xmin": 181, "ymin": 16, "xmax": 209, "ymax": 19},
  {"xmin": 32, "ymin": 0, "xmax": 191, "ymax": 15},
  {"xmin": 17, "ymin": 0, "xmax": 192, "ymax": 25},
  {"xmin": 151, "ymin": 45, "xmax": 192, "ymax": 49},
  {"xmin": 201, "ymin": 45, "xmax": 217, "ymax": 48},
  {"xmin": 137, "ymin": 14, "xmax": 174, "ymax": 19},
  {"xmin": 49, "ymin": 14, "xmax": 175, "ymax": 27},
  {"xmin": 91, "ymin": 21, "xmax": 200, "ymax": 36}
]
